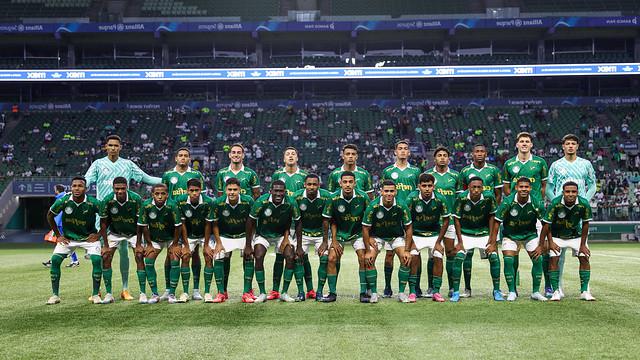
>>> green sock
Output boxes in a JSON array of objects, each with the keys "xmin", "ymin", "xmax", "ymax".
[
  {"xmin": 427, "ymin": 257, "xmax": 434, "ymax": 288},
  {"xmin": 295, "ymin": 260, "xmax": 305, "ymax": 293},
  {"xmin": 408, "ymin": 274, "xmax": 418, "ymax": 295},
  {"xmin": 365, "ymin": 269, "xmax": 378, "ymax": 293},
  {"xmin": 336, "ymin": 261, "xmax": 341, "ymax": 276},
  {"xmin": 214, "ymin": 260, "xmax": 225, "ymax": 293},
  {"xmin": 503, "ymin": 255, "xmax": 515, "ymax": 292},
  {"xmin": 144, "ymin": 258, "xmax": 158, "ymax": 294},
  {"xmin": 452, "ymin": 252, "xmax": 465, "ymax": 292},
  {"xmin": 416, "ymin": 258, "xmax": 422, "ymax": 290},
  {"xmin": 327, "ymin": 274, "xmax": 338, "ymax": 294},
  {"xmin": 204, "ymin": 266, "xmax": 214, "ymax": 293},
  {"xmin": 223, "ymin": 256, "xmax": 231, "ymax": 292},
  {"xmin": 180, "ymin": 266, "xmax": 190, "ymax": 293},
  {"xmin": 192, "ymin": 260, "xmax": 201, "ymax": 291},
  {"xmin": 303, "ymin": 254, "xmax": 313, "ymax": 292},
  {"xmin": 433, "ymin": 275, "xmax": 443, "ymax": 293},
  {"xmin": 282, "ymin": 268, "xmax": 294, "ymax": 293},
  {"xmin": 398, "ymin": 265, "xmax": 410, "ymax": 293},
  {"xmin": 358, "ymin": 270, "xmax": 367, "ymax": 293},
  {"xmin": 169, "ymin": 260, "xmax": 180, "ymax": 295},
  {"xmin": 50, "ymin": 254, "xmax": 64, "ymax": 296},
  {"xmin": 384, "ymin": 265, "xmax": 393, "ymax": 290},
  {"xmin": 550, "ymin": 269, "xmax": 560, "ymax": 291},
  {"xmin": 317, "ymin": 255, "xmax": 328, "ymax": 293},
  {"xmin": 136, "ymin": 269, "xmax": 146, "ymax": 293},
  {"xmin": 531, "ymin": 256, "xmax": 543, "ymax": 293},
  {"xmin": 463, "ymin": 249, "xmax": 474, "ymax": 290},
  {"xmin": 243, "ymin": 259, "xmax": 254, "ymax": 293},
  {"xmin": 579, "ymin": 269, "xmax": 590, "ymax": 292},
  {"xmin": 514, "ymin": 254, "xmax": 520, "ymax": 288},
  {"xmin": 272, "ymin": 253, "xmax": 284, "ymax": 292},
  {"xmin": 489, "ymin": 253, "xmax": 501, "ymax": 291},
  {"xmin": 90, "ymin": 255, "xmax": 102, "ymax": 296},
  {"xmin": 118, "ymin": 242, "xmax": 129, "ymax": 290},
  {"xmin": 103, "ymin": 268, "xmax": 113, "ymax": 294},
  {"xmin": 256, "ymin": 270, "xmax": 266, "ymax": 294},
  {"xmin": 164, "ymin": 262, "xmax": 171, "ymax": 289},
  {"xmin": 542, "ymin": 254, "xmax": 551, "ymax": 289},
  {"xmin": 446, "ymin": 256, "xmax": 455, "ymax": 291}
]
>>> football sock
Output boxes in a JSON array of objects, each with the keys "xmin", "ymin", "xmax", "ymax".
[
  {"xmin": 514, "ymin": 254, "xmax": 520, "ymax": 288},
  {"xmin": 203, "ymin": 266, "xmax": 214, "ymax": 294},
  {"xmin": 144, "ymin": 258, "xmax": 158, "ymax": 294},
  {"xmin": 169, "ymin": 260, "xmax": 180, "ymax": 295},
  {"xmin": 415, "ymin": 256, "xmax": 422, "ymax": 290},
  {"xmin": 136, "ymin": 269, "xmax": 146, "ymax": 293},
  {"xmin": 488, "ymin": 253, "xmax": 501, "ymax": 291},
  {"xmin": 119, "ymin": 242, "xmax": 129, "ymax": 290},
  {"xmin": 243, "ymin": 259, "xmax": 254, "ymax": 293},
  {"xmin": 317, "ymin": 255, "xmax": 328, "ymax": 294},
  {"xmin": 180, "ymin": 266, "xmax": 190, "ymax": 293},
  {"xmin": 579, "ymin": 269, "xmax": 590, "ymax": 292},
  {"xmin": 446, "ymin": 255, "xmax": 455, "ymax": 291},
  {"xmin": 90, "ymin": 255, "xmax": 102, "ymax": 296},
  {"xmin": 365, "ymin": 269, "xmax": 378, "ymax": 293},
  {"xmin": 295, "ymin": 259, "xmax": 305, "ymax": 293},
  {"xmin": 272, "ymin": 253, "xmax": 284, "ymax": 292},
  {"xmin": 427, "ymin": 256, "xmax": 434, "ymax": 289},
  {"xmin": 433, "ymin": 275, "xmax": 443, "ymax": 294},
  {"xmin": 463, "ymin": 249, "xmax": 474, "ymax": 290},
  {"xmin": 503, "ymin": 255, "xmax": 516, "ymax": 292},
  {"xmin": 191, "ymin": 256, "xmax": 201, "ymax": 291},
  {"xmin": 452, "ymin": 252, "xmax": 465, "ymax": 292},
  {"xmin": 164, "ymin": 262, "xmax": 171, "ymax": 289},
  {"xmin": 531, "ymin": 256, "xmax": 543, "ymax": 293},
  {"xmin": 358, "ymin": 270, "xmax": 367, "ymax": 294},
  {"xmin": 303, "ymin": 254, "xmax": 313, "ymax": 291},
  {"xmin": 256, "ymin": 270, "xmax": 266, "ymax": 294},
  {"xmin": 398, "ymin": 265, "xmax": 410, "ymax": 293},
  {"xmin": 550, "ymin": 269, "xmax": 560, "ymax": 291},
  {"xmin": 408, "ymin": 274, "xmax": 418, "ymax": 295},
  {"xmin": 282, "ymin": 268, "xmax": 294, "ymax": 293},
  {"xmin": 50, "ymin": 254, "xmax": 64, "ymax": 296},
  {"xmin": 214, "ymin": 260, "xmax": 225, "ymax": 294},
  {"xmin": 223, "ymin": 256, "xmax": 231, "ymax": 292},
  {"xmin": 542, "ymin": 254, "xmax": 551, "ymax": 289},
  {"xmin": 384, "ymin": 264, "xmax": 393, "ymax": 290},
  {"xmin": 103, "ymin": 268, "xmax": 113, "ymax": 294},
  {"xmin": 70, "ymin": 252, "xmax": 78, "ymax": 263}
]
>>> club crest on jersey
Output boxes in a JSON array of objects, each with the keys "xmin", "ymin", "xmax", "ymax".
[
  {"xmin": 510, "ymin": 208, "xmax": 518, "ymax": 217},
  {"xmin": 376, "ymin": 211, "xmax": 384, "ymax": 219},
  {"xmin": 337, "ymin": 205, "xmax": 346, "ymax": 213},
  {"xmin": 170, "ymin": 177, "xmax": 178, "ymax": 184},
  {"xmin": 264, "ymin": 208, "xmax": 273, "ymax": 217},
  {"xmin": 464, "ymin": 204, "xmax": 471, "ymax": 212},
  {"xmin": 149, "ymin": 211, "xmax": 157, "ymax": 219},
  {"xmin": 415, "ymin": 204, "xmax": 423, "ymax": 213},
  {"xmin": 558, "ymin": 210, "xmax": 566, "ymax": 219},
  {"xmin": 185, "ymin": 210, "xmax": 193, "ymax": 218},
  {"xmin": 299, "ymin": 203, "xmax": 307, "ymax": 211},
  {"xmin": 512, "ymin": 166, "xmax": 521, "ymax": 174},
  {"xmin": 222, "ymin": 209, "xmax": 230, "ymax": 217},
  {"xmin": 110, "ymin": 207, "xmax": 119, "ymax": 215},
  {"xmin": 64, "ymin": 207, "xmax": 73, "ymax": 214},
  {"xmin": 391, "ymin": 172, "xmax": 398, "ymax": 180}
]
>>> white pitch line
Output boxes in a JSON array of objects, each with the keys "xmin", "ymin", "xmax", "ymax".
[{"xmin": 595, "ymin": 253, "xmax": 640, "ymax": 261}]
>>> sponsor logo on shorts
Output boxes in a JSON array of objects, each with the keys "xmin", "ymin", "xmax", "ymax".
[
  {"xmin": 149, "ymin": 211, "xmax": 157, "ymax": 219},
  {"xmin": 170, "ymin": 176, "xmax": 178, "ymax": 184},
  {"xmin": 264, "ymin": 208, "xmax": 272, "ymax": 217},
  {"xmin": 64, "ymin": 206, "xmax": 73, "ymax": 214},
  {"xmin": 111, "ymin": 207, "xmax": 119, "ymax": 214},
  {"xmin": 337, "ymin": 204, "xmax": 346, "ymax": 213}
]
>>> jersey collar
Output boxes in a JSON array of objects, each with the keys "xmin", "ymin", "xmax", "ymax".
[
  {"xmin": 513, "ymin": 195, "xmax": 532, "ymax": 207},
  {"xmin": 283, "ymin": 166, "xmax": 301, "ymax": 176},
  {"xmin": 188, "ymin": 195, "xmax": 203, "ymax": 208},
  {"xmin": 115, "ymin": 191, "xmax": 130, "ymax": 206},
  {"xmin": 229, "ymin": 164, "xmax": 245, "ymax": 175},
  {"xmin": 466, "ymin": 192, "xmax": 485, "ymax": 205},
  {"xmin": 152, "ymin": 200, "xmax": 166, "ymax": 210},
  {"xmin": 421, "ymin": 192, "xmax": 436, "ymax": 204},
  {"xmin": 432, "ymin": 166, "xmax": 451, "ymax": 175},
  {"xmin": 393, "ymin": 162, "xmax": 411, "ymax": 171},
  {"xmin": 516, "ymin": 153, "xmax": 533, "ymax": 164},
  {"xmin": 225, "ymin": 196, "xmax": 240, "ymax": 209},
  {"xmin": 379, "ymin": 197, "xmax": 397, "ymax": 210},
  {"xmin": 302, "ymin": 189, "xmax": 319, "ymax": 202},
  {"xmin": 268, "ymin": 194, "xmax": 284, "ymax": 207},
  {"xmin": 472, "ymin": 162, "xmax": 487, "ymax": 171},
  {"xmin": 339, "ymin": 190, "xmax": 356, "ymax": 203},
  {"xmin": 173, "ymin": 166, "xmax": 192, "ymax": 174},
  {"xmin": 561, "ymin": 197, "xmax": 576, "ymax": 210},
  {"xmin": 71, "ymin": 194, "xmax": 88, "ymax": 206},
  {"xmin": 340, "ymin": 164, "xmax": 358, "ymax": 173}
]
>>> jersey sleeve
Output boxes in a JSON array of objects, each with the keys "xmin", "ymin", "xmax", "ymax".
[
  {"xmin": 489, "ymin": 196, "xmax": 497, "ymax": 214},
  {"xmin": 585, "ymin": 162, "xmax": 597, "ymax": 201},
  {"xmin": 582, "ymin": 201, "xmax": 593, "ymax": 222},
  {"xmin": 322, "ymin": 198, "xmax": 334, "ymax": 218},
  {"xmin": 540, "ymin": 159, "xmax": 549, "ymax": 182},
  {"xmin": 401, "ymin": 205, "xmax": 412, "ymax": 226},
  {"xmin": 455, "ymin": 173, "xmax": 463, "ymax": 192},
  {"xmin": 361, "ymin": 204, "xmax": 374, "ymax": 226},
  {"xmin": 494, "ymin": 200, "xmax": 507, "ymax": 223},
  {"xmin": 363, "ymin": 171, "xmax": 373, "ymax": 193},
  {"xmin": 290, "ymin": 199, "xmax": 301, "ymax": 221},
  {"xmin": 130, "ymin": 160, "xmax": 162, "ymax": 185},
  {"xmin": 493, "ymin": 167, "xmax": 503, "ymax": 188},
  {"xmin": 327, "ymin": 172, "xmax": 337, "ymax": 192},
  {"xmin": 137, "ymin": 206, "xmax": 148, "ymax": 226},
  {"xmin": 49, "ymin": 197, "xmax": 65, "ymax": 215},
  {"xmin": 440, "ymin": 199, "xmax": 450, "ymax": 218},
  {"xmin": 98, "ymin": 199, "xmax": 109, "ymax": 219},
  {"xmin": 250, "ymin": 169, "xmax": 260, "ymax": 189},
  {"xmin": 502, "ymin": 164, "xmax": 511, "ymax": 184},
  {"xmin": 452, "ymin": 196, "xmax": 462, "ymax": 219},
  {"xmin": 215, "ymin": 171, "xmax": 223, "ymax": 193},
  {"xmin": 534, "ymin": 199, "xmax": 546, "ymax": 220},
  {"xmin": 542, "ymin": 203, "xmax": 555, "ymax": 224},
  {"xmin": 249, "ymin": 200, "xmax": 262, "ymax": 220},
  {"xmin": 83, "ymin": 160, "xmax": 98, "ymax": 190},
  {"xmin": 172, "ymin": 205, "xmax": 182, "ymax": 226},
  {"xmin": 199, "ymin": 172, "xmax": 207, "ymax": 191},
  {"xmin": 545, "ymin": 163, "xmax": 557, "ymax": 202},
  {"xmin": 208, "ymin": 203, "xmax": 218, "ymax": 222}
]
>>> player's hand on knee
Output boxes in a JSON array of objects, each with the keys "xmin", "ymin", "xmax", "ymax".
[
  {"xmin": 579, "ymin": 245, "xmax": 590, "ymax": 257},
  {"xmin": 57, "ymin": 236, "xmax": 70, "ymax": 245},
  {"xmin": 296, "ymin": 246, "xmax": 305, "ymax": 260},
  {"xmin": 86, "ymin": 233, "xmax": 100, "ymax": 243},
  {"xmin": 135, "ymin": 246, "xmax": 145, "ymax": 258},
  {"xmin": 434, "ymin": 243, "xmax": 444, "ymax": 255},
  {"xmin": 364, "ymin": 251, "xmax": 375, "ymax": 267},
  {"xmin": 549, "ymin": 241, "xmax": 560, "ymax": 253},
  {"xmin": 144, "ymin": 246, "xmax": 155, "ymax": 258},
  {"xmin": 332, "ymin": 242, "xmax": 343, "ymax": 256},
  {"xmin": 401, "ymin": 251, "xmax": 412, "ymax": 266},
  {"xmin": 485, "ymin": 243, "xmax": 497, "ymax": 255},
  {"xmin": 180, "ymin": 246, "xmax": 191, "ymax": 258},
  {"xmin": 243, "ymin": 245, "xmax": 253, "ymax": 260},
  {"xmin": 531, "ymin": 245, "xmax": 543, "ymax": 259},
  {"xmin": 101, "ymin": 246, "xmax": 111, "ymax": 258},
  {"xmin": 317, "ymin": 242, "xmax": 328, "ymax": 256}
]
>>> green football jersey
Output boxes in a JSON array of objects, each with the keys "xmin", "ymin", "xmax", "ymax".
[
  {"xmin": 502, "ymin": 154, "xmax": 548, "ymax": 196},
  {"xmin": 322, "ymin": 190, "xmax": 370, "ymax": 242},
  {"xmin": 99, "ymin": 190, "xmax": 142, "ymax": 237},
  {"xmin": 405, "ymin": 191, "xmax": 450, "ymax": 237},
  {"xmin": 271, "ymin": 167, "xmax": 308, "ymax": 197},
  {"xmin": 326, "ymin": 165, "xmax": 373, "ymax": 194},
  {"xmin": 424, "ymin": 167, "xmax": 462, "ymax": 212},
  {"xmin": 292, "ymin": 188, "xmax": 332, "ymax": 237},
  {"xmin": 542, "ymin": 195, "xmax": 592, "ymax": 239},
  {"xmin": 162, "ymin": 167, "xmax": 206, "ymax": 201},
  {"xmin": 494, "ymin": 194, "xmax": 545, "ymax": 241},
  {"xmin": 452, "ymin": 192, "xmax": 497, "ymax": 237},
  {"xmin": 249, "ymin": 194, "xmax": 301, "ymax": 239},
  {"xmin": 138, "ymin": 199, "xmax": 182, "ymax": 242},
  {"xmin": 176, "ymin": 194, "xmax": 215, "ymax": 239},
  {"xmin": 210, "ymin": 194, "xmax": 254, "ymax": 239},
  {"xmin": 50, "ymin": 194, "xmax": 100, "ymax": 241},
  {"xmin": 460, "ymin": 163, "xmax": 503, "ymax": 196},
  {"xmin": 362, "ymin": 198, "xmax": 412, "ymax": 241},
  {"xmin": 381, "ymin": 164, "xmax": 421, "ymax": 205},
  {"xmin": 215, "ymin": 165, "xmax": 260, "ymax": 196}
]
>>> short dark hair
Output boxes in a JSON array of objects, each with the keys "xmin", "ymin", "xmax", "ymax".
[
  {"xmin": 516, "ymin": 177, "xmax": 531, "ymax": 185},
  {"xmin": 151, "ymin": 183, "xmax": 167, "ymax": 192},
  {"xmin": 516, "ymin": 132, "xmax": 533, "ymax": 141},
  {"xmin": 112, "ymin": 177, "xmax": 127, "ymax": 186},
  {"xmin": 176, "ymin": 147, "xmax": 190, "ymax": 156},
  {"xmin": 342, "ymin": 144, "xmax": 358, "ymax": 152},
  {"xmin": 105, "ymin": 134, "xmax": 121, "ymax": 143},
  {"xmin": 230, "ymin": 143, "xmax": 245, "ymax": 151},
  {"xmin": 562, "ymin": 134, "xmax": 579, "ymax": 144},
  {"xmin": 284, "ymin": 146, "xmax": 298, "ymax": 154},
  {"xmin": 225, "ymin": 177, "xmax": 240, "ymax": 187},
  {"xmin": 468, "ymin": 176, "xmax": 484, "ymax": 185},
  {"xmin": 419, "ymin": 173, "xmax": 435, "ymax": 184},
  {"xmin": 54, "ymin": 184, "xmax": 66, "ymax": 193},
  {"xmin": 340, "ymin": 171, "xmax": 355, "ymax": 180},
  {"xmin": 271, "ymin": 179, "xmax": 285, "ymax": 188},
  {"xmin": 433, "ymin": 146, "xmax": 450, "ymax": 157},
  {"xmin": 563, "ymin": 181, "xmax": 579, "ymax": 191},
  {"xmin": 71, "ymin": 176, "xmax": 86, "ymax": 185},
  {"xmin": 187, "ymin": 179, "xmax": 201, "ymax": 188},
  {"xmin": 305, "ymin": 173, "xmax": 320, "ymax": 182},
  {"xmin": 395, "ymin": 140, "xmax": 409, "ymax": 149},
  {"xmin": 473, "ymin": 144, "xmax": 486, "ymax": 150},
  {"xmin": 381, "ymin": 179, "xmax": 396, "ymax": 188}
]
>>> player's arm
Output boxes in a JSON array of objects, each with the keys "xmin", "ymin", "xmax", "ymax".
[
  {"xmin": 580, "ymin": 221, "xmax": 590, "ymax": 256},
  {"xmin": 540, "ymin": 160, "xmax": 549, "ymax": 200},
  {"xmin": 245, "ymin": 216, "xmax": 256, "ymax": 258},
  {"xmin": 486, "ymin": 215, "xmax": 497, "ymax": 254},
  {"xmin": 83, "ymin": 161, "xmax": 98, "ymax": 191},
  {"xmin": 362, "ymin": 224, "xmax": 374, "ymax": 266},
  {"xmin": 46, "ymin": 211, "xmax": 65, "ymax": 242},
  {"xmin": 453, "ymin": 217, "xmax": 464, "ymax": 251},
  {"xmin": 502, "ymin": 166, "xmax": 511, "ymax": 196},
  {"xmin": 545, "ymin": 164, "xmax": 556, "ymax": 202},
  {"xmin": 99, "ymin": 218, "xmax": 110, "ymax": 254},
  {"xmin": 585, "ymin": 163, "xmax": 597, "ymax": 200},
  {"xmin": 489, "ymin": 217, "xmax": 501, "ymax": 245},
  {"xmin": 402, "ymin": 223, "xmax": 414, "ymax": 266},
  {"xmin": 131, "ymin": 161, "xmax": 162, "ymax": 185},
  {"xmin": 250, "ymin": 171, "xmax": 261, "ymax": 199},
  {"xmin": 435, "ymin": 216, "xmax": 449, "ymax": 254}
]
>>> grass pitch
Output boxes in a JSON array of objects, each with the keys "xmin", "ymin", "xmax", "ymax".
[{"xmin": 1, "ymin": 243, "xmax": 639, "ymax": 359}]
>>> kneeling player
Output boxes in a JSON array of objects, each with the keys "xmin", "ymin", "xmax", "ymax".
[
  {"xmin": 138, "ymin": 184, "xmax": 184, "ymax": 304},
  {"xmin": 362, "ymin": 180, "xmax": 413, "ymax": 303},
  {"xmin": 320, "ymin": 171, "xmax": 370, "ymax": 302},
  {"xmin": 406, "ymin": 174, "xmax": 449, "ymax": 302},
  {"xmin": 46, "ymin": 177, "xmax": 102, "ymax": 305},
  {"xmin": 541, "ymin": 181, "xmax": 595, "ymax": 301},
  {"xmin": 99, "ymin": 177, "xmax": 145, "ymax": 303},
  {"xmin": 451, "ymin": 177, "xmax": 503, "ymax": 302},
  {"xmin": 245, "ymin": 180, "xmax": 302, "ymax": 303},
  {"xmin": 492, "ymin": 177, "xmax": 547, "ymax": 301},
  {"xmin": 206, "ymin": 178, "xmax": 255, "ymax": 303}
]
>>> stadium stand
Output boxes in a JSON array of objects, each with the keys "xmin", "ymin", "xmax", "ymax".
[
  {"xmin": 140, "ymin": 0, "xmax": 279, "ymax": 19},
  {"xmin": 0, "ymin": 0, "xmax": 93, "ymax": 21}
]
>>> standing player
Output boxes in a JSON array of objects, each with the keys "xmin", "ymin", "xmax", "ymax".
[
  {"xmin": 458, "ymin": 144, "xmax": 503, "ymax": 298},
  {"xmin": 320, "ymin": 171, "xmax": 370, "ymax": 303},
  {"xmin": 163, "ymin": 148, "xmax": 206, "ymax": 300},
  {"xmin": 291, "ymin": 174, "xmax": 332, "ymax": 300},
  {"xmin": 215, "ymin": 143, "xmax": 261, "ymax": 199},
  {"xmin": 46, "ymin": 177, "xmax": 102, "ymax": 305},
  {"xmin": 327, "ymin": 144, "xmax": 374, "ymax": 200},
  {"xmin": 545, "ymin": 134, "xmax": 596, "ymax": 298},
  {"xmin": 380, "ymin": 140, "xmax": 420, "ymax": 298},
  {"xmin": 361, "ymin": 180, "xmax": 413, "ymax": 303},
  {"xmin": 85, "ymin": 134, "xmax": 162, "ymax": 301},
  {"xmin": 244, "ymin": 180, "xmax": 302, "ymax": 303},
  {"xmin": 175, "ymin": 179, "xmax": 215, "ymax": 303},
  {"xmin": 450, "ymin": 177, "xmax": 503, "ymax": 302},
  {"xmin": 42, "ymin": 184, "xmax": 80, "ymax": 268},
  {"xmin": 406, "ymin": 173, "xmax": 450, "ymax": 302},
  {"xmin": 206, "ymin": 178, "xmax": 254, "ymax": 303},
  {"xmin": 98, "ymin": 177, "xmax": 145, "ymax": 304},
  {"xmin": 541, "ymin": 181, "xmax": 595, "ymax": 301},
  {"xmin": 269, "ymin": 147, "xmax": 308, "ymax": 300},
  {"xmin": 502, "ymin": 132, "xmax": 548, "ymax": 298},
  {"xmin": 138, "ymin": 184, "xmax": 184, "ymax": 304},
  {"xmin": 424, "ymin": 146, "xmax": 462, "ymax": 297},
  {"xmin": 492, "ymin": 177, "xmax": 547, "ymax": 301}
]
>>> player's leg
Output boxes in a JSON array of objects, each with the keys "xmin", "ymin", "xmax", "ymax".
[
  {"xmin": 47, "ymin": 241, "xmax": 72, "ymax": 304},
  {"xmin": 159, "ymin": 253, "xmax": 171, "ymax": 300},
  {"xmin": 294, "ymin": 242, "xmax": 308, "ymax": 301},
  {"xmin": 242, "ymin": 249, "xmax": 256, "ymax": 303},
  {"xmin": 270, "ymin": 251, "xmax": 285, "ymax": 299},
  {"xmin": 315, "ymin": 238, "xmax": 329, "ymax": 300},
  {"xmin": 547, "ymin": 238, "xmax": 564, "ymax": 301},
  {"xmin": 178, "ymin": 245, "xmax": 192, "ymax": 303},
  {"xmin": 393, "ymin": 241, "xmax": 411, "ymax": 303},
  {"xmin": 167, "ymin": 245, "xmax": 182, "ymax": 303},
  {"xmin": 253, "ymin": 243, "xmax": 268, "ymax": 303},
  {"xmin": 429, "ymin": 247, "xmax": 445, "ymax": 302},
  {"xmin": 352, "ymin": 239, "xmax": 369, "ymax": 302},
  {"xmin": 118, "ymin": 240, "xmax": 130, "ymax": 294},
  {"xmin": 443, "ymin": 227, "xmax": 457, "ymax": 296},
  {"xmin": 203, "ymin": 244, "xmax": 215, "ymax": 302},
  {"xmin": 101, "ymin": 238, "xmax": 119, "ymax": 303},
  {"xmin": 383, "ymin": 250, "xmax": 394, "ymax": 297},
  {"xmin": 223, "ymin": 252, "xmax": 232, "ymax": 295},
  {"xmin": 449, "ymin": 236, "xmax": 466, "ymax": 302},
  {"xmin": 133, "ymin": 240, "xmax": 147, "ymax": 303},
  {"xmin": 80, "ymin": 241, "xmax": 104, "ymax": 303},
  {"xmin": 482, "ymin": 237, "xmax": 503, "ymax": 301},
  {"xmin": 144, "ymin": 244, "xmax": 162, "ymax": 303},
  {"xmin": 501, "ymin": 238, "xmax": 518, "ymax": 301},
  {"xmin": 190, "ymin": 240, "xmax": 203, "ymax": 300},
  {"xmin": 280, "ymin": 244, "xmax": 298, "ymax": 302},
  {"xmin": 364, "ymin": 240, "xmax": 381, "ymax": 303},
  {"xmin": 461, "ymin": 248, "xmax": 474, "ymax": 298},
  {"xmin": 557, "ymin": 247, "xmax": 567, "ymax": 297},
  {"xmin": 322, "ymin": 244, "xmax": 342, "ymax": 302},
  {"xmin": 426, "ymin": 255, "xmax": 434, "ymax": 297},
  {"xmin": 68, "ymin": 251, "xmax": 79, "ymax": 266},
  {"xmin": 578, "ymin": 252, "xmax": 594, "ymax": 300}
]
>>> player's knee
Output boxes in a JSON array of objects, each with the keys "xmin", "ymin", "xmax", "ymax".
[{"xmin": 51, "ymin": 253, "xmax": 64, "ymax": 267}]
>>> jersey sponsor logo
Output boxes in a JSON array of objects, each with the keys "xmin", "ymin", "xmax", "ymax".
[
  {"xmin": 149, "ymin": 211, "xmax": 157, "ymax": 219},
  {"xmin": 222, "ymin": 209, "xmax": 230, "ymax": 217},
  {"xmin": 464, "ymin": 204, "xmax": 471, "ymax": 212},
  {"xmin": 391, "ymin": 172, "xmax": 398, "ymax": 179},
  {"xmin": 170, "ymin": 176, "xmax": 178, "ymax": 184},
  {"xmin": 558, "ymin": 210, "xmax": 566, "ymax": 219},
  {"xmin": 111, "ymin": 207, "xmax": 119, "ymax": 214},
  {"xmin": 185, "ymin": 209, "xmax": 193, "ymax": 218},
  {"xmin": 299, "ymin": 203, "xmax": 307, "ymax": 211},
  {"xmin": 415, "ymin": 204, "xmax": 424, "ymax": 213},
  {"xmin": 264, "ymin": 208, "xmax": 273, "ymax": 217},
  {"xmin": 510, "ymin": 208, "xmax": 519, "ymax": 217},
  {"xmin": 376, "ymin": 211, "xmax": 384, "ymax": 219},
  {"xmin": 337, "ymin": 204, "xmax": 346, "ymax": 213},
  {"xmin": 396, "ymin": 183, "xmax": 414, "ymax": 191}
]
